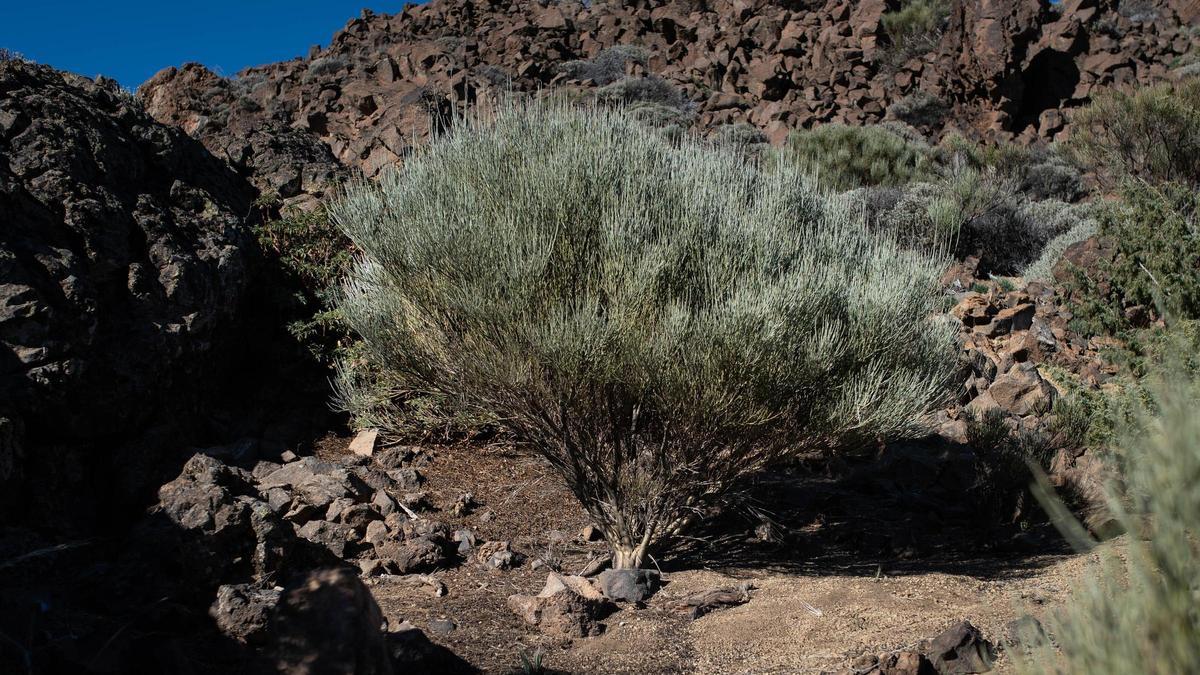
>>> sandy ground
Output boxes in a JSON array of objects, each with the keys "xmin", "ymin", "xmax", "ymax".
[{"xmin": 363, "ymin": 441, "xmax": 1101, "ymax": 674}]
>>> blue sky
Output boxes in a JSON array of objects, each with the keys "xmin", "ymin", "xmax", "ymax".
[{"xmin": 0, "ymin": 2, "xmax": 411, "ymax": 88}]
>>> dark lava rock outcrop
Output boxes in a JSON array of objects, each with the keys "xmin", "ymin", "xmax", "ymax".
[{"xmin": 0, "ymin": 60, "xmax": 254, "ymax": 527}]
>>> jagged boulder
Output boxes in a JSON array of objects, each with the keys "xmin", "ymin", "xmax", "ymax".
[
  {"xmin": 923, "ymin": 620, "xmax": 996, "ymax": 674},
  {"xmin": 0, "ymin": 60, "xmax": 255, "ymax": 527},
  {"xmin": 271, "ymin": 568, "xmax": 395, "ymax": 675},
  {"xmin": 210, "ymin": 583, "xmax": 282, "ymax": 645},
  {"xmin": 507, "ymin": 572, "xmax": 615, "ymax": 638},
  {"xmin": 149, "ymin": 454, "xmax": 299, "ymax": 589}
]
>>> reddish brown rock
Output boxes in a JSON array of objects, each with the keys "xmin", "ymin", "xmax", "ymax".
[
  {"xmin": 136, "ymin": 0, "xmax": 1198, "ymax": 196},
  {"xmin": 507, "ymin": 572, "xmax": 615, "ymax": 638}
]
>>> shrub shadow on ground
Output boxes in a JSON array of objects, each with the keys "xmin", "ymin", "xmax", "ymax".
[{"xmin": 668, "ymin": 435, "xmax": 1074, "ymax": 580}]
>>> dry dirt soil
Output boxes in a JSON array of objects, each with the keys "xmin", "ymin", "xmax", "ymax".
[{"xmin": 349, "ymin": 440, "xmax": 1102, "ymax": 675}]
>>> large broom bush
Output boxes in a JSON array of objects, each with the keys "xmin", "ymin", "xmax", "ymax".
[{"xmin": 330, "ymin": 101, "xmax": 957, "ymax": 568}]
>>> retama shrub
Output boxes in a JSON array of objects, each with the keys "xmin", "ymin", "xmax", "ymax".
[
  {"xmin": 879, "ymin": 0, "xmax": 951, "ymax": 67},
  {"xmin": 330, "ymin": 101, "xmax": 958, "ymax": 569},
  {"xmin": 875, "ymin": 164, "xmax": 1055, "ymax": 275},
  {"xmin": 781, "ymin": 123, "xmax": 934, "ymax": 191},
  {"xmin": 1069, "ymin": 77, "xmax": 1200, "ymax": 188},
  {"xmin": 559, "ymin": 45, "xmax": 649, "ymax": 86}
]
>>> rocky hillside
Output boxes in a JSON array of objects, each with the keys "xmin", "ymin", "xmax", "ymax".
[{"xmin": 138, "ymin": 0, "xmax": 1198, "ymax": 208}]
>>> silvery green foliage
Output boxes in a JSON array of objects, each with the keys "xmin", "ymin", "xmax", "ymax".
[
  {"xmin": 875, "ymin": 164, "xmax": 1074, "ymax": 275},
  {"xmin": 1019, "ymin": 153, "xmax": 1085, "ymax": 202},
  {"xmin": 559, "ymin": 45, "xmax": 648, "ymax": 85},
  {"xmin": 596, "ymin": 75, "xmax": 686, "ymax": 109},
  {"xmin": 304, "ymin": 56, "xmax": 347, "ymax": 82},
  {"xmin": 781, "ymin": 123, "xmax": 934, "ymax": 191},
  {"xmin": 711, "ymin": 123, "xmax": 769, "ymax": 159},
  {"xmin": 712, "ymin": 122, "xmax": 768, "ymax": 147},
  {"xmin": 886, "ymin": 91, "xmax": 949, "ymax": 130},
  {"xmin": 1021, "ymin": 220, "xmax": 1098, "ymax": 282},
  {"xmin": 1017, "ymin": 200, "xmax": 1100, "ymax": 281},
  {"xmin": 331, "ymin": 101, "xmax": 958, "ymax": 567},
  {"xmin": 1019, "ymin": 366, "xmax": 1200, "ymax": 674},
  {"xmin": 628, "ymin": 101, "xmax": 693, "ymax": 126}
]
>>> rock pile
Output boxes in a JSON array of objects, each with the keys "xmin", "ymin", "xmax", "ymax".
[
  {"xmin": 146, "ymin": 443, "xmax": 491, "ymax": 670},
  {"xmin": 151, "ymin": 442, "xmax": 513, "ymax": 591},
  {"xmin": 939, "ymin": 278, "xmax": 1115, "ymax": 443}
]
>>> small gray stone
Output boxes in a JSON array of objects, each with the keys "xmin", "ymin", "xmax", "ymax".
[
  {"xmin": 454, "ymin": 528, "xmax": 477, "ymax": 555},
  {"xmin": 363, "ymin": 520, "xmax": 390, "ymax": 547},
  {"xmin": 296, "ymin": 519, "xmax": 356, "ymax": 558},
  {"xmin": 386, "ymin": 467, "xmax": 424, "ymax": 490},
  {"xmin": 371, "ymin": 490, "xmax": 398, "ymax": 516},
  {"xmin": 597, "ymin": 568, "xmax": 661, "ymax": 603},
  {"xmin": 262, "ymin": 487, "xmax": 292, "ymax": 513}
]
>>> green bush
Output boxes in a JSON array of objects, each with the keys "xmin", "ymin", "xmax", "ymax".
[
  {"xmin": 942, "ymin": 135, "xmax": 1084, "ymax": 201},
  {"xmin": 1069, "ymin": 78, "xmax": 1200, "ymax": 188},
  {"xmin": 559, "ymin": 45, "xmax": 648, "ymax": 86},
  {"xmin": 1020, "ymin": 366, "xmax": 1200, "ymax": 674},
  {"xmin": 595, "ymin": 75, "xmax": 686, "ymax": 109},
  {"xmin": 879, "ymin": 0, "xmax": 951, "ymax": 67},
  {"xmin": 330, "ymin": 101, "xmax": 958, "ymax": 569},
  {"xmin": 1068, "ymin": 182, "xmax": 1200, "ymax": 334},
  {"xmin": 252, "ymin": 202, "xmax": 354, "ymax": 363},
  {"xmin": 627, "ymin": 101, "xmax": 694, "ymax": 129},
  {"xmin": 781, "ymin": 123, "xmax": 934, "ymax": 191},
  {"xmin": 967, "ymin": 408, "xmax": 1056, "ymax": 526},
  {"xmin": 887, "ymin": 91, "xmax": 948, "ymax": 130},
  {"xmin": 710, "ymin": 122, "xmax": 768, "ymax": 157},
  {"xmin": 876, "ymin": 164, "xmax": 1052, "ymax": 275},
  {"xmin": 1042, "ymin": 364, "xmax": 1148, "ymax": 456}
]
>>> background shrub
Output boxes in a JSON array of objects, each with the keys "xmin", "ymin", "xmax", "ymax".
[
  {"xmin": 967, "ymin": 408, "xmax": 1055, "ymax": 526},
  {"xmin": 1021, "ymin": 219, "xmax": 1097, "ymax": 282},
  {"xmin": 887, "ymin": 91, "xmax": 949, "ymax": 131},
  {"xmin": 252, "ymin": 202, "xmax": 354, "ymax": 364},
  {"xmin": 627, "ymin": 100, "xmax": 694, "ymax": 128},
  {"xmin": 710, "ymin": 122, "xmax": 768, "ymax": 156},
  {"xmin": 304, "ymin": 56, "xmax": 347, "ymax": 82},
  {"xmin": 331, "ymin": 101, "xmax": 958, "ymax": 569},
  {"xmin": 879, "ymin": 0, "xmax": 951, "ymax": 68},
  {"xmin": 559, "ymin": 45, "xmax": 648, "ymax": 85},
  {"xmin": 781, "ymin": 123, "xmax": 935, "ymax": 191},
  {"xmin": 1068, "ymin": 182, "xmax": 1200, "ymax": 333},
  {"xmin": 595, "ymin": 75, "xmax": 686, "ymax": 108},
  {"xmin": 875, "ymin": 163, "xmax": 1057, "ymax": 274},
  {"xmin": 943, "ymin": 135, "xmax": 1085, "ymax": 201},
  {"xmin": 1069, "ymin": 78, "xmax": 1200, "ymax": 188}
]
